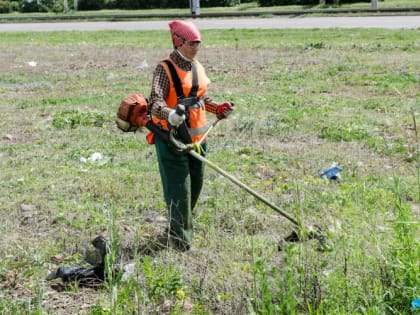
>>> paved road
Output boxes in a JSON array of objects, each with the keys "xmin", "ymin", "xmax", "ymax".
[{"xmin": 0, "ymin": 16, "xmax": 419, "ymax": 32}]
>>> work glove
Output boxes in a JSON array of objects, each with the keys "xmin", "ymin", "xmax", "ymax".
[
  {"xmin": 216, "ymin": 102, "xmax": 234, "ymax": 119},
  {"xmin": 168, "ymin": 108, "xmax": 185, "ymax": 127}
]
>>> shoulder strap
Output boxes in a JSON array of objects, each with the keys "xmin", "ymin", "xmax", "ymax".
[
  {"xmin": 162, "ymin": 59, "xmax": 184, "ymax": 98},
  {"xmin": 190, "ymin": 62, "xmax": 199, "ymax": 98},
  {"xmin": 162, "ymin": 59, "xmax": 199, "ymax": 98}
]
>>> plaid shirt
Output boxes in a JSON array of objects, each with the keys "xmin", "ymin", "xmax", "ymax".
[{"xmin": 149, "ymin": 50, "xmax": 218, "ymax": 120}]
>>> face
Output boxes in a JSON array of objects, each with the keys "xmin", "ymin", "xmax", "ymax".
[{"xmin": 178, "ymin": 40, "xmax": 201, "ymax": 60}]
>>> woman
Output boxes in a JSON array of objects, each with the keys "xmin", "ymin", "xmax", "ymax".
[{"xmin": 148, "ymin": 20, "xmax": 233, "ymax": 251}]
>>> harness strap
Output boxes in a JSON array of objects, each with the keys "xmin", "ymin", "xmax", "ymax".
[
  {"xmin": 162, "ymin": 59, "xmax": 185, "ymax": 99},
  {"xmin": 162, "ymin": 59, "xmax": 192, "ymax": 143},
  {"xmin": 163, "ymin": 59, "xmax": 199, "ymax": 99},
  {"xmin": 162, "ymin": 59, "xmax": 200, "ymax": 130},
  {"xmin": 190, "ymin": 62, "xmax": 199, "ymax": 98},
  {"xmin": 162, "ymin": 59, "xmax": 208, "ymax": 144}
]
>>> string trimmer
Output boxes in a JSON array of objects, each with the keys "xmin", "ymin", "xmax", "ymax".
[{"xmin": 141, "ymin": 106, "xmax": 332, "ymax": 252}]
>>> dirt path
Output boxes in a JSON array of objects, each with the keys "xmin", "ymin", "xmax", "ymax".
[{"xmin": 0, "ymin": 15, "xmax": 419, "ymax": 32}]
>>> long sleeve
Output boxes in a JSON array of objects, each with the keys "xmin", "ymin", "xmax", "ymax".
[
  {"xmin": 149, "ymin": 63, "xmax": 172, "ymax": 120},
  {"xmin": 203, "ymin": 96, "xmax": 218, "ymax": 115}
]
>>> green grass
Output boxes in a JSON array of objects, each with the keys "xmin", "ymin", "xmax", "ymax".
[{"xmin": 0, "ymin": 28, "xmax": 419, "ymax": 314}]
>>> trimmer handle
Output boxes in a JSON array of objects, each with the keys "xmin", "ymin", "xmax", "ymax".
[{"xmin": 176, "ymin": 104, "xmax": 186, "ymax": 116}]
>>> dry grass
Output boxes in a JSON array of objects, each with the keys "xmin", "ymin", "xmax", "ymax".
[{"xmin": 0, "ymin": 28, "xmax": 419, "ymax": 314}]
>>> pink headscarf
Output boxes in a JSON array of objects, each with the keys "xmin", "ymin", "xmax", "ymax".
[{"xmin": 169, "ymin": 20, "xmax": 201, "ymax": 48}]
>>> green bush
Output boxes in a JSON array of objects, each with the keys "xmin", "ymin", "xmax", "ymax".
[
  {"xmin": 50, "ymin": 0, "xmax": 63, "ymax": 11},
  {"xmin": 258, "ymin": 0, "xmax": 369, "ymax": 5},
  {"xmin": 0, "ymin": 0, "xmax": 19, "ymax": 12},
  {"xmin": 5, "ymin": 0, "xmax": 235, "ymax": 13},
  {"xmin": 18, "ymin": 0, "xmax": 64, "ymax": 12},
  {"xmin": 201, "ymin": 0, "xmax": 240, "ymax": 7},
  {"xmin": 114, "ymin": 0, "xmax": 150, "ymax": 9},
  {"xmin": 19, "ymin": 0, "xmax": 38, "ymax": 12},
  {"xmin": 113, "ymin": 0, "xmax": 186, "ymax": 9},
  {"xmin": 257, "ymin": 0, "xmax": 312, "ymax": 5},
  {"xmin": 159, "ymin": 0, "xmax": 187, "ymax": 8},
  {"xmin": 38, "ymin": 0, "xmax": 55, "ymax": 11},
  {"xmin": 0, "ymin": 1, "xmax": 9, "ymax": 12},
  {"xmin": 103, "ymin": 0, "xmax": 117, "ymax": 8},
  {"xmin": 78, "ymin": 0, "xmax": 105, "ymax": 10}
]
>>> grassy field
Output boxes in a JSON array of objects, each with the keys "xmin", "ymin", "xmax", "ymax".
[{"xmin": 0, "ymin": 27, "xmax": 419, "ymax": 314}]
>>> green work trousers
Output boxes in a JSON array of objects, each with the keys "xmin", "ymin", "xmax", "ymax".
[{"xmin": 155, "ymin": 136, "xmax": 207, "ymax": 250}]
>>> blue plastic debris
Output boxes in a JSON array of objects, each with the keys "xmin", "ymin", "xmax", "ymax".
[
  {"xmin": 320, "ymin": 165, "xmax": 342, "ymax": 180},
  {"xmin": 412, "ymin": 298, "xmax": 420, "ymax": 310}
]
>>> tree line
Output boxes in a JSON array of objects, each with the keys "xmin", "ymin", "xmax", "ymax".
[{"xmin": 0, "ymin": 0, "xmax": 370, "ymax": 14}]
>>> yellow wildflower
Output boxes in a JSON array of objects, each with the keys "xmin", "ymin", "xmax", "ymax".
[{"xmin": 176, "ymin": 289, "xmax": 185, "ymax": 300}]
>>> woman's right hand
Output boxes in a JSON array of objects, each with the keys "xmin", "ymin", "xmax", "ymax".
[{"xmin": 168, "ymin": 109, "xmax": 185, "ymax": 127}]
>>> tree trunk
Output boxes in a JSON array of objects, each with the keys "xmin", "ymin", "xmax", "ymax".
[
  {"xmin": 371, "ymin": 0, "xmax": 378, "ymax": 9},
  {"xmin": 63, "ymin": 0, "xmax": 68, "ymax": 12}
]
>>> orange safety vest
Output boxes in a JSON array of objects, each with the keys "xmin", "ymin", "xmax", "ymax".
[{"xmin": 152, "ymin": 58, "xmax": 211, "ymax": 143}]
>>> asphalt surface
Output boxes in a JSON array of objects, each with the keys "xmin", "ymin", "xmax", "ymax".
[{"xmin": 0, "ymin": 16, "xmax": 419, "ymax": 32}]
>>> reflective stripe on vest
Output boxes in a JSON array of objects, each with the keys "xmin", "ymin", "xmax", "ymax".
[{"xmin": 152, "ymin": 58, "xmax": 211, "ymax": 143}]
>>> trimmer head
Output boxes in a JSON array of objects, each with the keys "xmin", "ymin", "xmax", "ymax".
[{"xmin": 278, "ymin": 226, "xmax": 333, "ymax": 252}]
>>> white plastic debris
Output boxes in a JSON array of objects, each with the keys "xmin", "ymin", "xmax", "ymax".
[
  {"xmin": 137, "ymin": 60, "xmax": 149, "ymax": 69},
  {"xmin": 80, "ymin": 152, "xmax": 109, "ymax": 165},
  {"xmin": 122, "ymin": 263, "xmax": 136, "ymax": 281},
  {"xmin": 88, "ymin": 152, "xmax": 103, "ymax": 162},
  {"xmin": 28, "ymin": 61, "xmax": 37, "ymax": 67}
]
